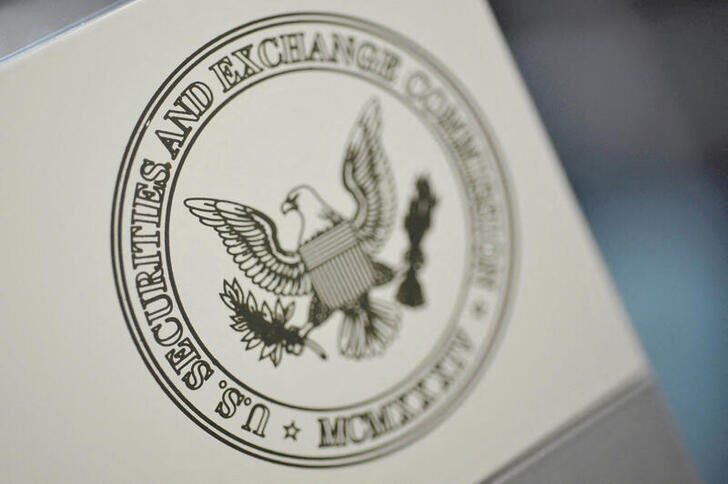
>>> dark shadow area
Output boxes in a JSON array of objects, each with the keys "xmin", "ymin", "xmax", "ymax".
[{"xmin": 491, "ymin": 1, "xmax": 728, "ymax": 482}]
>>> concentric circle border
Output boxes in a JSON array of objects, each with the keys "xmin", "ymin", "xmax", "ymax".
[{"xmin": 111, "ymin": 11, "xmax": 518, "ymax": 468}]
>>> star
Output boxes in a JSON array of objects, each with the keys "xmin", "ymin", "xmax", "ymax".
[
  {"xmin": 471, "ymin": 299, "xmax": 487, "ymax": 319},
  {"xmin": 283, "ymin": 420, "xmax": 301, "ymax": 441}
]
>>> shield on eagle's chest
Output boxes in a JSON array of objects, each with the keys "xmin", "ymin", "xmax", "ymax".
[{"xmin": 299, "ymin": 223, "xmax": 377, "ymax": 308}]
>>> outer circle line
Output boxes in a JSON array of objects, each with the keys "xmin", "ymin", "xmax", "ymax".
[{"xmin": 111, "ymin": 12, "xmax": 516, "ymax": 467}]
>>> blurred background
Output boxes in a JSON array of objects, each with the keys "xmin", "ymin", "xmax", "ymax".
[
  {"xmin": 1, "ymin": 0, "xmax": 726, "ymax": 481},
  {"xmin": 491, "ymin": 1, "xmax": 728, "ymax": 482}
]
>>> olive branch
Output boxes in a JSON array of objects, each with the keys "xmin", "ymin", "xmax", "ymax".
[{"xmin": 220, "ymin": 279, "xmax": 327, "ymax": 367}]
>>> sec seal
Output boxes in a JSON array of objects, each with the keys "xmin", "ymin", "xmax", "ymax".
[{"xmin": 112, "ymin": 12, "xmax": 515, "ymax": 467}]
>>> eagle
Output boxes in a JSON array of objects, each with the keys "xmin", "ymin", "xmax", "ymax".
[{"xmin": 184, "ymin": 98, "xmax": 400, "ymax": 359}]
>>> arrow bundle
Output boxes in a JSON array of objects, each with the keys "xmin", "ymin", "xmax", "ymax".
[{"xmin": 397, "ymin": 176, "xmax": 437, "ymax": 307}]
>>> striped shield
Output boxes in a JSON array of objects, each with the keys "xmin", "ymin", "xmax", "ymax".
[{"xmin": 299, "ymin": 223, "xmax": 377, "ymax": 308}]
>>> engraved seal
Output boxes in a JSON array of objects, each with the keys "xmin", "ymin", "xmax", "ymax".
[{"xmin": 112, "ymin": 12, "xmax": 514, "ymax": 467}]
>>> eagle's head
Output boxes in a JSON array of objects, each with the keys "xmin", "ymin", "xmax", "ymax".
[{"xmin": 281, "ymin": 185, "xmax": 343, "ymax": 244}]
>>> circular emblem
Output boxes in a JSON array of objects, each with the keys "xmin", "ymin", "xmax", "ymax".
[{"xmin": 112, "ymin": 12, "xmax": 514, "ymax": 467}]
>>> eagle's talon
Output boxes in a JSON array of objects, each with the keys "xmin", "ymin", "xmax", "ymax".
[
  {"xmin": 298, "ymin": 322, "xmax": 315, "ymax": 338},
  {"xmin": 285, "ymin": 341, "xmax": 303, "ymax": 355}
]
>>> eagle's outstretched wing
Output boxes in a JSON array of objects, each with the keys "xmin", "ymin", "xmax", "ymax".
[
  {"xmin": 342, "ymin": 98, "xmax": 397, "ymax": 254},
  {"xmin": 185, "ymin": 198, "xmax": 311, "ymax": 296}
]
